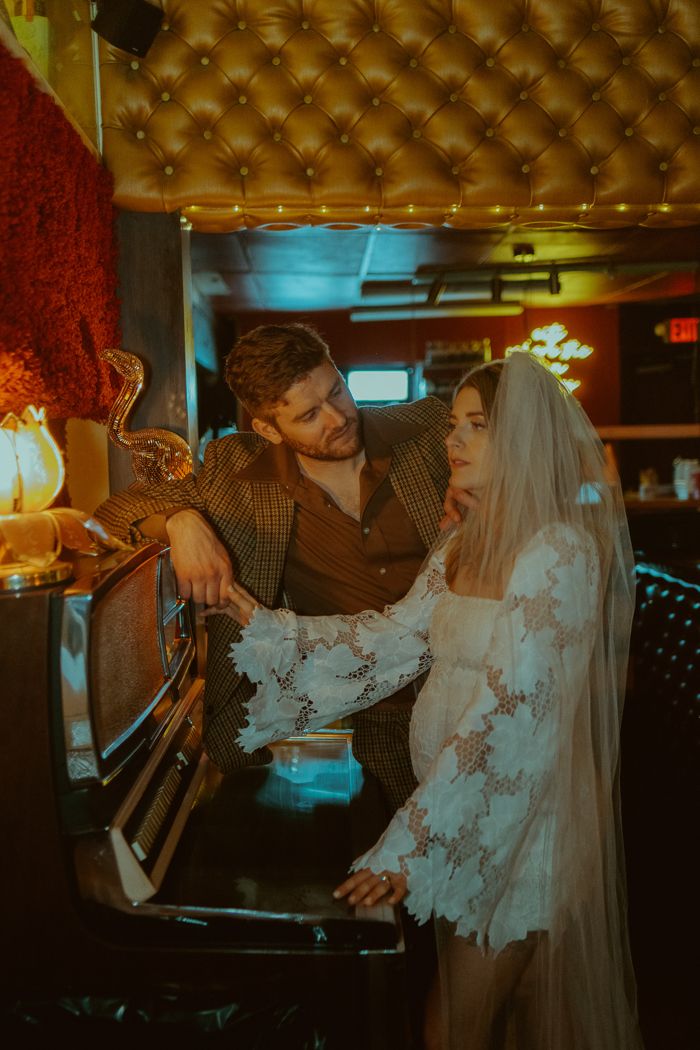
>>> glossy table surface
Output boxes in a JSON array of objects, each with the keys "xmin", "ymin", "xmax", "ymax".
[{"xmin": 148, "ymin": 731, "xmax": 401, "ymax": 951}]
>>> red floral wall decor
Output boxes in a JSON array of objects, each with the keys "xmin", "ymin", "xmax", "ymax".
[{"xmin": 0, "ymin": 41, "xmax": 121, "ymax": 421}]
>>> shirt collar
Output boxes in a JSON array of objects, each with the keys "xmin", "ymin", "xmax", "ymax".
[{"xmin": 233, "ymin": 405, "xmax": 429, "ymax": 483}]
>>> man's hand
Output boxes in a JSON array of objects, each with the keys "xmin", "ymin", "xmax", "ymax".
[
  {"xmin": 165, "ymin": 509, "xmax": 233, "ymax": 606},
  {"xmin": 439, "ymin": 485, "xmax": 479, "ymax": 530}
]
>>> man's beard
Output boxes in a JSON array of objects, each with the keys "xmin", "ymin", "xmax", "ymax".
[{"xmin": 280, "ymin": 417, "xmax": 363, "ymax": 461}]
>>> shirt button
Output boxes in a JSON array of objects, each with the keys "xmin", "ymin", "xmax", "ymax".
[
  {"xmin": 379, "ymin": 567, "xmax": 386, "ymax": 575},
  {"xmin": 363, "ymin": 526, "xmax": 370, "ymax": 535}
]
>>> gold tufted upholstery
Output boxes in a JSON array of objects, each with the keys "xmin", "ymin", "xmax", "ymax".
[{"xmin": 99, "ymin": 0, "xmax": 700, "ymax": 233}]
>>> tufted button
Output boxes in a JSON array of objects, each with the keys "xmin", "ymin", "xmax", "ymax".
[
  {"xmin": 657, "ymin": 25, "xmax": 665, "ymax": 34},
  {"xmin": 521, "ymin": 163, "xmax": 530, "ymax": 173},
  {"xmin": 130, "ymin": 60, "xmax": 139, "ymax": 70},
  {"xmin": 658, "ymin": 92, "xmax": 667, "ymax": 101},
  {"xmin": 203, "ymin": 130, "xmax": 213, "ymax": 140},
  {"xmin": 304, "ymin": 94, "xmax": 313, "ymax": 104},
  {"xmin": 306, "ymin": 167, "xmax": 315, "ymax": 177},
  {"xmin": 449, "ymin": 92, "xmax": 459, "ymax": 102},
  {"xmin": 522, "ymin": 24, "xmax": 529, "ymax": 33},
  {"xmin": 239, "ymin": 95, "xmax": 247, "ymax": 104},
  {"xmin": 590, "ymin": 165, "xmax": 599, "ymax": 174},
  {"xmin": 272, "ymin": 56, "xmax": 281, "ymax": 65},
  {"xmin": 379, "ymin": 567, "xmax": 386, "ymax": 575},
  {"xmin": 339, "ymin": 56, "xmax": 347, "ymax": 65},
  {"xmin": 625, "ymin": 127, "xmax": 634, "ymax": 136},
  {"xmin": 557, "ymin": 59, "xmax": 566, "ymax": 69},
  {"xmin": 409, "ymin": 58, "xmax": 418, "ymax": 68},
  {"xmin": 519, "ymin": 91, "xmax": 528, "ymax": 101},
  {"xmin": 372, "ymin": 97, "xmax": 380, "ymax": 106},
  {"xmin": 164, "ymin": 165, "xmax": 174, "ymax": 176},
  {"xmin": 161, "ymin": 21, "xmax": 169, "ymax": 31},
  {"xmin": 592, "ymin": 22, "xmax": 600, "ymax": 31},
  {"xmin": 693, "ymin": 58, "xmax": 700, "ymax": 67},
  {"xmin": 558, "ymin": 128, "xmax": 567, "ymax": 137},
  {"xmin": 622, "ymin": 56, "xmax": 631, "ymax": 65},
  {"xmin": 340, "ymin": 133, "xmax": 349, "ymax": 143},
  {"xmin": 592, "ymin": 90, "xmax": 601, "ymax": 101},
  {"xmin": 273, "ymin": 131, "xmax": 282, "ymax": 142},
  {"xmin": 160, "ymin": 91, "xmax": 170, "ymax": 101},
  {"xmin": 237, "ymin": 20, "xmax": 246, "ymax": 30},
  {"xmin": 485, "ymin": 57, "xmax": 495, "ymax": 67},
  {"xmin": 451, "ymin": 165, "xmax": 460, "ymax": 175},
  {"xmin": 694, "ymin": 127, "xmax": 700, "ymax": 135},
  {"xmin": 485, "ymin": 127, "xmax": 495, "ymax": 137},
  {"xmin": 448, "ymin": 25, "xmax": 457, "ymax": 34},
  {"xmin": 135, "ymin": 129, "xmax": 146, "ymax": 139},
  {"xmin": 363, "ymin": 526, "xmax": 370, "ymax": 535},
  {"xmin": 301, "ymin": 20, "xmax": 310, "ymax": 30},
  {"xmin": 412, "ymin": 129, "xmax": 422, "ymax": 138},
  {"xmin": 200, "ymin": 56, "xmax": 210, "ymax": 66},
  {"xmin": 659, "ymin": 161, "xmax": 668, "ymax": 171},
  {"xmin": 372, "ymin": 23, "xmax": 380, "ymax": 32},
  {"xmin": 375, "ymin": 166, "xmax": 383, "ymax": 176}
]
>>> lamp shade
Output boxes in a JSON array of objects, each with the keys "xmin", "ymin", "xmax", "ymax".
[{"xmin": 0, "ymin": 406, "xmax": 65, "ymax": 514}]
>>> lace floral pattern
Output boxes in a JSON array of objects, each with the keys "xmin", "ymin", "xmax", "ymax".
[
  {"xmin": 232, "ymin": 525, "xmax": 599, "ymax": 952},
  {"xmin": 232, "ymin": 551, "xmax": 447, "ymax": 751}
]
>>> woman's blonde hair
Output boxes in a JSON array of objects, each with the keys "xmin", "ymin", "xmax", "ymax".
[
  {"xmin": 445, "ymin": 353, "xmax": 614, "ymax": 590},
  {"xmin": 445, "ymin": 360, "xmax": 504, "ymax": 585}
]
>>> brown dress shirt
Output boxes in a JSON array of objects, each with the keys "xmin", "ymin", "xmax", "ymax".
[{"xmin": 236, "ymin": 410, "xmax": 430, "ymax": 710}]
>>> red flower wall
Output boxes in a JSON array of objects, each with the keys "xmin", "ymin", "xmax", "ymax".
[{"xmin": 0, "ymin": 42, "xmax": 121, "ymax": 421}]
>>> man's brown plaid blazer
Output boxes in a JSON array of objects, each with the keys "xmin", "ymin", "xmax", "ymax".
[{"xmin": 95, "ymin": 397, "xmax": 450, "ymax": 788}]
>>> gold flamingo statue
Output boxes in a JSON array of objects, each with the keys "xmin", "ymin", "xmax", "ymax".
[{"xmin": 101, "ymin": 348, "xmax": 193, "ymax": 485}]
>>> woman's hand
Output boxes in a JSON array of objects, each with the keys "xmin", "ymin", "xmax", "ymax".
[
  {"xmin": 200, "ymin": 580, "xmax": 260, "ymax": 626},
  {"xmin": 439, "ymin": 485, "xmax": 481, "ymax": 530},
  {"xmin": 333, "ymin": 867, "xmax": 407, "ymax": 907}
]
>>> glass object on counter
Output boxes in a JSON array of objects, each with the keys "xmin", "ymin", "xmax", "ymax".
[
  {"xmin": 673, "ymin": 458, "xmax": 700, "ymax": 500},
  {"xmin": 638, "ymin": 467, "xmax": 659, "ymax": 501}
]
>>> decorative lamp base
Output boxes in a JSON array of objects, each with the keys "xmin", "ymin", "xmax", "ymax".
[{"xmin": 0, "ymin": 561, "xmax": 72, "ymax": 591}]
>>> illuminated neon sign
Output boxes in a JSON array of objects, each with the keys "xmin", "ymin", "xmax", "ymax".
[
  {"xmin": 505, "ymin": 323, "xmax": 593, "ymax": 393},
  {"xmin": 654, "ymin": 317, "xmax": 699, "ymax": 344}
]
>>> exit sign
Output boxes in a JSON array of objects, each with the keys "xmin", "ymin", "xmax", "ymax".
[{"xmin": 655, "ymin": 317, "xmax": 700, "ymax": 343}]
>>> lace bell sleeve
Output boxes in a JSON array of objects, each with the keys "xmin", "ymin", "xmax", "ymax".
[
  {"xmin": 353, "ymin": 524, "xmax": 601, "ymax": 951},
  {"xmin": 231, "ymin": 550, "xmax": 447, "ymax": 752}
]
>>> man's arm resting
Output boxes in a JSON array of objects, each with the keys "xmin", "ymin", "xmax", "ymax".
[{"xmin": 161, "ymin": 508, "xmax": 234, "ymax": 606}]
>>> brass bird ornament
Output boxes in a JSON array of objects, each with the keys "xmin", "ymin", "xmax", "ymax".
[{"xmin": 101, "ymin": 348, "xmax": 193, "ymax": 485}]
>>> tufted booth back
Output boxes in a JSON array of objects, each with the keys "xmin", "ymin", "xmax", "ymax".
[
  {"xmin": 630, "ymin": 560, "xmax": 700, "ymax": 789},
  {"xmin": 98, "ymin": 0, "xmax": 700, "ymax": 233}
]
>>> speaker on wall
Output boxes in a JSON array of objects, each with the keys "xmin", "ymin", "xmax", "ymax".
[{"xmin": 90, "ymin": 0, "xmax": 164, "ymax": 58}]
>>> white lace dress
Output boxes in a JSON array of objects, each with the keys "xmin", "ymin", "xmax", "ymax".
[{"xmin": 232, "ymin": 523, "xmax": 600, "ymax": 952}]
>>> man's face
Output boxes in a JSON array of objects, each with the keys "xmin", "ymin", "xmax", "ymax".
[{"xmin": 255, "ymin": 362, "xmax": 362, "ymax": 461}]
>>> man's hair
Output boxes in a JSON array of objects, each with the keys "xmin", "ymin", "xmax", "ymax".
[{"xmin": 224, "ymin": 323, "xmax": 334, "ymax": 420}]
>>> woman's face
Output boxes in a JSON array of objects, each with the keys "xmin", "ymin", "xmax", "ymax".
[{"xmin": 445, "ymin": 385, "xmax": 491, "ymax": 498}]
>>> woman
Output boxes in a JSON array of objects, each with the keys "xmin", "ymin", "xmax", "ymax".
[{"xmin": 218, "ymin": 352, "xmax": 642, "ymax": 1050}]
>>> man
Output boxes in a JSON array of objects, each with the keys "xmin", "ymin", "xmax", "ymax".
[{"xmin": 95, "ymin": 322, "xmax": 450, "ymax": 813}]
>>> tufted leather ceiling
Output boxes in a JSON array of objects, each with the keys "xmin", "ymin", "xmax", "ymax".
[{"xmin": 99, "ymin": 0, "xmax": 700, "ymax": 235}]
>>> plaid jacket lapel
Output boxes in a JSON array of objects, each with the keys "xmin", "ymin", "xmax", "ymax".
[
  {"xmin": 389, "ymin": 442, "xmax": 445, "ymax": 551},
  {"xmin": 250, "ymin": 483, "xmax": 294, "ymax": 606}
]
